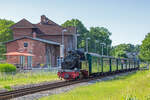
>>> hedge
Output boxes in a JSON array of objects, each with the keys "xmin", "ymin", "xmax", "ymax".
[{"xmin": 0, "ymin": 63, "xmax": 16, "ymax": 73}]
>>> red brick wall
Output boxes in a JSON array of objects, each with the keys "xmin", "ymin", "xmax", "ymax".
[
  {"xmin": 12, "ymin": 27, "xmax": 76, "ymax": 56},
  {"xmin": 38, "ymin": 35, "xmax": 75, "ymax": 55},
  {"xmin": 6, "ymin": 38, "xmax": 46, "ymax": 67},
  {"xmin": 38, "ymin": 35, "xmax": 62, "ymax": 43},
  {"xmin": 32, "ymin": 39, "xmax": 46, "ymax": 66},
  {"xmin": 6, "ymin": 41, "xmax": 20, "ymax": 64},
  {"xmin": 46, "ymin": 44, "xmax": 60, "ymax": 67},
  {"xmin": 6, "ymin": 38, "xmax": 60, "ymax": 67},
  {"xmin": 13, "ymin": 28, "xmax": 32, "ymax": 39}
]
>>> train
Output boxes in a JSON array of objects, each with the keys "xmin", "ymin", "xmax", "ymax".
[{"xmin": 57, "ymin": 50, "xmax": 139, "ymax": 80}]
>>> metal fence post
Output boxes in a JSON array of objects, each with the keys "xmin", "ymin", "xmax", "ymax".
[
  {"xmin": 116, "ymin": 59, "xmax": 118, "ymax": 71},
  {"xmin": 129, "ymin": 60, "xmax": 130, "ymax": 69},
  {"xmin": 137, "ymin": 60, "xmax": 140, "ymax": 69},
  {"xmin": 97, "ymin": 58, "xmax": 100, "ymax": 72},
  {"xmin": 109, "ymin": 58, "xmax": 112, "ymax": 72},
  {"xmin": 125, "ymin": 60, "xmax": 127, "ymax": 70},
  {"xmin": 134, "ymin": 60, "xmax": 136, "ymax": 68},
  {"xmin": 87, "ymin": 53, "xmax": 92, "ymax": 75},
  {"xmin": 101, "ymin": 57, "xmax": 103, "ymax": 73},
  {"xmin": 121, "ymin": 59, "xmax": 123, "ymax": 70}
]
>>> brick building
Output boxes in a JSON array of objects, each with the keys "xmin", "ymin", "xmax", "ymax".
[{"xmin": 5, "ymin": 15, "xmax": 77, "ymax": 68}]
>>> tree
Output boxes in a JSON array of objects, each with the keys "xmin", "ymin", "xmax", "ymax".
[
  {"xmin": 111, "ymin": 44, "xmax": 131, "ymax": 58},
  {"xmin": 62, "ymin": 19, "xmax": 112, "ymax": 55},
  {"xmin": 61, "ymin": 19, "xmax": 88, "ymax": 48},
  {"xmin": 139, "ymin": 33, "xmax": 150, "ymax": 62},
  {"xmin": 111, "ymin": 44, "xmax": 140, "ymax": 58},
  {"xmin": 134, "ymin": 44, "xmax": 140, "ymax": 53},
  {"xmin": 88, "ymin": 27, "xmax": 112, "ymax": 54},
  {"xmin": 0, "ymin": 19, "xmax": 14, "ymax": 59}
]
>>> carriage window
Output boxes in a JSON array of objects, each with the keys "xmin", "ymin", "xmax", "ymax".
[{"xmin": 24, "ymin": 43, "xmax": 28, "ymax": 47}]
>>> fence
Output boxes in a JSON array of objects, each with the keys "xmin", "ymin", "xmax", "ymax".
[
  {"xmin": 1, "ymin": 57, "xmax": 63, "ymax": 70},
  {"xmin": 0, "ymin": 68, "xmax": 59, "ymax": 81}
]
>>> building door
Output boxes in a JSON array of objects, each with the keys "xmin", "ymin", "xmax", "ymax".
[
  {"xmin": 27, "ymin": 56, "xmax": 32, "ymax": 68},
  {"xmin": 20, "ymin": 56, "xmax": 25, "ymax": 68},
  {"xmin": 46, "ymin": 45, "xmax": 51, "ymax": 68}
]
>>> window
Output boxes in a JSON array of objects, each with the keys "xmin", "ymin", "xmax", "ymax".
[{"xmin": 24, "ymin": 43, "xmax": 28, "ymax": 47}]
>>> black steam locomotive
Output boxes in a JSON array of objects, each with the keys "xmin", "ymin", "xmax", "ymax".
[{"xmin": 57, "ymin": 50, "xmax": 88, "ymax": 80}]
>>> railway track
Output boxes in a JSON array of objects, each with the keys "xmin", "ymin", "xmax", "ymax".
[{"xmin": 0, "ymin": 68, "xmax": 138, "ymax": 100}]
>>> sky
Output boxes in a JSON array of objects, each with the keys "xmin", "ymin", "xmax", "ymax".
[{"xmin": 0, "ymin": 0, "xmax": 150, "ymax": 46}]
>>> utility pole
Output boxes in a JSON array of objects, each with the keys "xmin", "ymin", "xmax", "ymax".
[
  {"xmin": 61, "ymin": 29, "xmax": 67, "ymax": 58},
  {"xmin": 59, "ymin": 29, "xmax": 67, "ymax": 68},
  {"xmin": 100, "ymin": 43, "xmax": 106, "ymax": 56},
  {"xmin": 75, "ymin": 34, "xmax": 80, "ymax": 50}
]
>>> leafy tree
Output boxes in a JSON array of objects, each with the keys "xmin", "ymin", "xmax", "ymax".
[
  {"xmin": 62, "ymin": 19, "xmax": 112, "ymax": 55},
  {"xmin": 0, "ymin": 19, "xmax": 14, "ymax": 42},
  {"xmin": 139, "ymin": 33, "xmax": 150, "ymax": 62},
  {"xmin": 111, "ymin": 44, "xmax": 127, "ymax": 58},
  {"xmin": 111, "ymin": 44, "xmax": 140, "ymax": 58},
  {"xmin": 88, "ymin": 27, "xmax": 112, "ymax": 54},
  {"xmin": 0, "ymin": 19, "xmax": 14, "ymax": 59},
  {"xmin": 61, "ymin": 19, "xmax": 88, "ymax": 48},
  {"xmin": 134, "ymin": 44, "xmax": 140, "ymax": 53}
]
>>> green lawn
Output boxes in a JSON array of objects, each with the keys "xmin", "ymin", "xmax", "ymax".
[
  {"xmin": 40, "ymin": 70, "xmax": 150, "ymax": 100},
  {"xmin": 0, "ymin": 72, "xmax": 58, "ymax": 90}
]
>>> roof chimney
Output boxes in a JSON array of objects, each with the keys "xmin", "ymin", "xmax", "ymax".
[
  {"xmin": 41, "ymin": 15, "xmax": 48, "ymax": 24},
  {"xmin": 33, "ymin": 32, "xmax": 36, "ymax": 38}
]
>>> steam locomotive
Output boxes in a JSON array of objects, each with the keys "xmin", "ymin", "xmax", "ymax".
[
  {"xmin": 57, "ymin": 50, "xmax": 140, "ymax": 80},
  {"xmin": 57, "ymin": 50, "xmax": 89, "ymax": 80}
]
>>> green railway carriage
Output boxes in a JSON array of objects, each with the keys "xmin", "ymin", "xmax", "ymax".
[{"xmin": 82, "ymin": 53, "xmax": 140, "ymax": 76}]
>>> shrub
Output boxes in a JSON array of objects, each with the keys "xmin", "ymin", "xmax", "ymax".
[
  {"xmin": 4, "ymin": 85, "xmax": 12, "ymax": 91},
  {"xmin": 0, "ymin": 63, "xmax": 16, "ymax": 73}
]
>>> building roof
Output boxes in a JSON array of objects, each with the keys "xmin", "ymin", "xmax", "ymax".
[
  {"xmin": 4, "ymin": 36, "xmax": 60, "ymax": 46},
  {"xmin": 11, "ymin": 19, "xmax": 37, "ymax": 29},
  {"xmin": 11, "ymin": 15, "xmax": 76, "ymax": 35}
]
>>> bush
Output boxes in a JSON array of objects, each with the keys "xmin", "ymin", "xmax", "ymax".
[
  {"xmin": 4, "ymin": 85, "xmax": 12, "ymax": 91},
  {"xmin": 0, "ymin": 63, "xmax": 16, "ymax": 73}
]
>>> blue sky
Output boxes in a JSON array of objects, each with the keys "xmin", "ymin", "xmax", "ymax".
[{"xmin": 0, "ymin": 0, "xmax": 150, "ymax": 46}]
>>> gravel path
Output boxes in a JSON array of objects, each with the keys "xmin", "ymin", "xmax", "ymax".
[{"xmin": 11, "ymin": 71, "xmax": 136, "ymax": 100}]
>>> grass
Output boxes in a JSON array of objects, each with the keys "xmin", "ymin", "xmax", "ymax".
[
  {"xmin": 40, "ymin": 70, "xmax": 150, "ymax": 100},
  {"xmin": 0, "ymin": 71, "xmax": 58, "ymax": 90}
]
